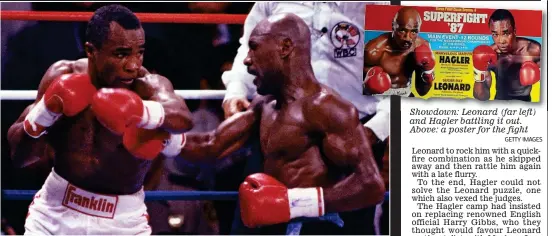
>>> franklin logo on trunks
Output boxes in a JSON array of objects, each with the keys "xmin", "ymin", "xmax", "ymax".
[
  {"xmin": 330, "ymin": 22, "xmax": 360, "ymax": 58},
  {"xmin": 62, "ymin": 184, "xmax": 119, "ymax": 219}
]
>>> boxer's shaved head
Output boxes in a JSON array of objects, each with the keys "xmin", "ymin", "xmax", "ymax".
[
  {"xmin": 392, "ymin": 7, "xmax": 421, "ymax": 50},
  {"xmin": 393, "ymin": 7, "xmax": 421, "ymax": 30},
  {"xmin": 245, "ymin": 13, "xmax": 313, "ymax": 95},
  {"xmin": 253, "ymin": 13, "xmax": 311, "ymax": 58}
]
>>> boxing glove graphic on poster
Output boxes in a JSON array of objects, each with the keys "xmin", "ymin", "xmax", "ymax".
[{"xmin": 362, "ymin": 5, "xmax": 542, "ymax": 102}]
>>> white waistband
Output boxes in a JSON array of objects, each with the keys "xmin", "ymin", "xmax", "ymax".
[
  {"xmin": 379, "ymin": 85, "xmax": 412, "ymax": 96},
  {"xmin": 39, "ymin": 169, "xmax": 145, "ymax": 219}
]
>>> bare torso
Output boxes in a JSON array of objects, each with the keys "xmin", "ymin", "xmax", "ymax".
[
  {"xmin": 257, "ymin": 90, "xmax": 344, "ymax": 189},
  {"xmin": 492, "ymin": 38, "xmax": 540, "ymax": 98},
  {"xmin": 365, "ymin": 33, "xmax": 425, "ymax": 88},
  {"xmin": 47, "ymin": 59, "xmax": 154, "ymax": 195}
]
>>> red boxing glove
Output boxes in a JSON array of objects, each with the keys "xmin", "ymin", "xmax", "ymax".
[
  {"xmin": 239, "ymin": 173, "xmax": 324, "ymax": 228},
  {"xmin": 123, "ymin": 127, "xmax": 186, "ymax": 160},
  {"xmin": 472, "ymin": 45, "xmax": 497, "ymax": 83},
  {"xmin": 519, "ymin": 61, "xmax": 540, "ymax": 86},
  {"xmin": 24, "ymin": 74, "xmax": 97, "ymax": 138},
  {"xmin": 91, "ymin": 88, "xmax": 165, "ymax": 135},
  {"xmin": 414, "ymin": 44, "xmax": 436, "ymax": 84},
  {"xmin": 364, "ymin": 66, "xmax": 391, "ymax": 94}
]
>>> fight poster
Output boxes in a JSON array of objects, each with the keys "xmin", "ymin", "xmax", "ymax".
[{"xmin": 362, "ymin": 5, "xmax": 542, "ymax": 102}]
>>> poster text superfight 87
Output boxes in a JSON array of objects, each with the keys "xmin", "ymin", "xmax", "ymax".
[{"xmin": 362, "ymin": 5, "xmax": 542, "ymax": 102}]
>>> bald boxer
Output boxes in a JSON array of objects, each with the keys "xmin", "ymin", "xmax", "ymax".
[
  {"xmin": 7, "ymin": 5, "xmax": 192, "ymax": 235},
  {"xmin": 137, "ymin": 13, "xmax": 385, "ymax": 235},
  {"xmin": 473, "ymin": 9, "xmax": 541, "ymax": 102},
  {"xmin": 364, "ymin": 6, "xmax": 435, "ymax": 97}
]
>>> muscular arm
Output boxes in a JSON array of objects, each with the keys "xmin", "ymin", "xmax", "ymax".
[
  {"xmin": 473, "ymin": 44, "xmax": 498, "ymax": 101},
  {"xmin": 363, "ymin": 37, "xmax": 385, "ymax": 78},
  {"xmin": 363, "ymin": 36, "xmax": 390, "ymax": 95},
  {"xmin": 414, "ymin": 68, "xmax": 431, "ymax": 96},
  {"xmin": 473, "ymin": 71, "xmax": 493, "ymax": 101},
  {"xmin": 179, "ymin": 97, "xmax": 263, "ymax": 163},
  {"xmin": 527, "ymin": 41, "xmax": 541, "ymax": 66},
  {"xmin": 138, "ymin": 74, "xmax": 193, "ymax": 133},
  {"xmin": 473, "ymin": 69, "xmax": 493, "ymax": 101},
  {"xmin": 362, "ymin": 37, "xmax": 391, "ymax": 142},
  {"xmin": 414, "ymin": 40, "xmax": 434, "ymax": 96},
  {"xmin": 7, "ymin": 60, "xmax": 72, "ymax": 167},
  {"xmin": 309, "ymin": 94, "xmax": 385, "ymax": 213}
]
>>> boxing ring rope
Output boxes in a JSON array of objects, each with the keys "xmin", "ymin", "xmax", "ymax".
[
  {"xmin": 2, "ymin": 10, "xmax": 390, "ymax": 205},
  {"xmin": 0, "ymin": 10, "xmax": 247, "ymax": 101},
  {"xmin": 2, "ymin": 190, "xmax": 389, "ymax": 201},
  {"xmin": 1, "ymin": 90, "xmax": 230, "ymax": 100},
  {"xmin": 3, "ymin": 190, "xmax": 239, "ymax": 201},
  {"xmin": 0, "ymin": 11, "xmax": 247, "ymax": 24}
]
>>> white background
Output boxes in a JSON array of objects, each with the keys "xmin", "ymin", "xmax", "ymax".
[{"xmin": 400, "ymin": 1, "xmax": 548, "ymax": 235}]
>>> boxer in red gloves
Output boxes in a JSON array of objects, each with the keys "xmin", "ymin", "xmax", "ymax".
[
  {"xmin": 363, "ymin": 6, "xmax": 435, "ymax": 97},
  {"xmin": 7, "ymin": 5, "xmax": 192, "ymax": 235},
  {"xmin": 133, "ymin": 13, "xmax": 385, "ymax": 234},
  {"xmin": 473, "ymin": 9, "xmax": 541, "ymax": 102}
]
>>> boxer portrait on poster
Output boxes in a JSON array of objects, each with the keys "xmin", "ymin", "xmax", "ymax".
[
  {"xmin": 472, "ymin": 9, "xmax": 541, "ymax": 102},
  {"xmin": 363, "ymin": 6, "xmax": 436, "ymax": 97}
]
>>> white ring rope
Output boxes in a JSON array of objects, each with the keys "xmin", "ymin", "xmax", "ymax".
[{"xmin": 0, "ymin": 90, "xmax": 238, "ymax": 100}]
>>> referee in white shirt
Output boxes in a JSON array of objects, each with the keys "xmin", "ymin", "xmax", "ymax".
[{"xmin": 221, "ymin": 2, "xmax": 390, "ymax": 235}]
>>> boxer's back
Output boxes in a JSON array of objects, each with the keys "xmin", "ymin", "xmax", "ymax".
[
  {"xmin": 259, "ymin": 89, "xmax": 346, "ymax": 189},
  {"xmin": 46, "ymin": 59, "xmax": 151, "ymax": 195}
]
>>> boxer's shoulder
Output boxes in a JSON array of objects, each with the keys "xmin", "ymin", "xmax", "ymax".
[
  {"xmin": 253, "ymin": 95, "xmax": 274, "ymax": 111},
  {"xmin": 137, "ymin": 73, "xmax": 170, "ymax": 88},
  {"xmin": 364, "ymin": 33, "xmax": 391, "ymax": 56},
  {"xmin": 133, "ymin": 72, "xmax": 173, "ymax": 98},
  {"xmin": 138, "ymin": 66, "xmax": 150, "ymax": 77},
  {"xmin": 515, "ymin": 37, "xmax": 541, "ymax": 57},
  {"xmin": 39, "ymin": 60, "xmax": 81, "ymax": 89},
  {"xmin": 415, "ymin": 37, "xmax": 430, "ymax": 48},
  {"xmin": 47, "ymin": 60, "xmax": 77, "ymax": 75},
  {"xmin": 311, "ymin": 91, "xmax": 356, "ymax": 116},
  {"xmin": 526, "ymin": 42, "xmax": 541, "ymax": 58},
  {"xmin": 305, "ymin": 90, "xmax": 358, "ymax": 131},
  {"xmin": 73, "ymin": 58, "xmax": 89, "ymax": 73},
  {"xmin": 364, "ymin": 33, "xmax": 389, "ymax": 63}
]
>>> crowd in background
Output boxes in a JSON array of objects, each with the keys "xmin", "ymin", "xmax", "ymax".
[{"xmin": 1, "ymin": 2, "xmax": 255, "ymax": 234}]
